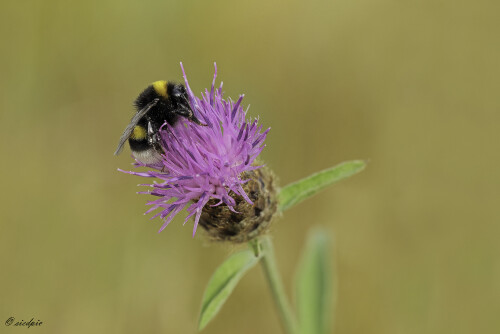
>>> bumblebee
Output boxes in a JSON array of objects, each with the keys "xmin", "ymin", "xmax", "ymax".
[{"xmin": 114, "ymin": 80, "xmax": 205, "ymax": 164}]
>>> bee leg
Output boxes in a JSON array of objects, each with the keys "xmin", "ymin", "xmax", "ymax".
[
  {"xmin": 150, "ymin": 133, "xmax": 167, "ymax": 173},
  {"xmin": 173, "ymin": 108, "xmax": 207, "ymax": 126},
  {"xmin": 147, "ymin": 121, "xmax": 165, "ymax": 165}
]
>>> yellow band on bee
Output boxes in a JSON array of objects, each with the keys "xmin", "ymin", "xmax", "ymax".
[
  {"xmin": 131, "ymin": 125, "xmax": 147, "ymax": 140},
  {"xmin": 152, "ymin": 80, "xmax": 168, "ymax": 97}
]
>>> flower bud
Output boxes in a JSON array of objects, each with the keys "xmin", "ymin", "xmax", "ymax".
[{"xmin": 199, "ymin": 166, "xmax": 278, "ymax": 243}]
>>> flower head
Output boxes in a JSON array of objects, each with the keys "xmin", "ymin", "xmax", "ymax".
[{"xmin": 121, "ymin": 63, "xmax": 275, "ymax": 239}]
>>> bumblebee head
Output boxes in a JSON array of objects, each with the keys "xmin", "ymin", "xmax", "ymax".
[{"xmin": 167, "ymin": 82, "xmax": 188, "ymax": 102}]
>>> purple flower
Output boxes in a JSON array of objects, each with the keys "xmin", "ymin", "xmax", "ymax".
[{"xmin": 121, "ymin": 63, "xmax": 270, "ymax": 236}]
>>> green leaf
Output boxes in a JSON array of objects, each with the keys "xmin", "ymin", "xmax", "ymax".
[
  {"xmin": 198, "ymin": 249, "xmax": 262, "ymax": 331},
  {"xmin": 295, "ymin": 229, "xmax": 335, "ymax": 334},
  {"xmin": 278, "ymin": 160, "xmax": 366, "ymax": 212}
]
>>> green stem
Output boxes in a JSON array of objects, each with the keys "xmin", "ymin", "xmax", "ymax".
[{"xmin": 256, "ymin": 236, "xmax": 298, "ymax": 334}]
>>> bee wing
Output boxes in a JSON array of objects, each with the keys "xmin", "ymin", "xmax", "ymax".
[{"xmin": 114, "ymin": 98, "xmax": 159, "ymax": 155}]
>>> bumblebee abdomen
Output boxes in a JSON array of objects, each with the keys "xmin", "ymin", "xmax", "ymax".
[
  {"xmin": 130, "ymin": 125, "xmax": 147, "ymax": 140},
  {"xmin": 128, "ymin": 121, "xmax": 150, "ymax": 153},
  {"xmin": 131, "ymin": 147, "xmax": 163, "ymax": 165}
]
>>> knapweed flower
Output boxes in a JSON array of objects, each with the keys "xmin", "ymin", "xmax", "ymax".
[{"xmin": 121, "ymin": 63, "xmax": 277, "ymax": 242}]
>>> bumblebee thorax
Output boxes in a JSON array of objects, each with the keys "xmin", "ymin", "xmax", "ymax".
[{"xmin": 152, "ymin": 80, "xmax": 168, "ymax": 98}]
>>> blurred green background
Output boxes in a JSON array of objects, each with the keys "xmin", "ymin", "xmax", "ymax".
[{"xmin": 1, "ymin": 0, "xmax": 499, "ymax": 333}]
